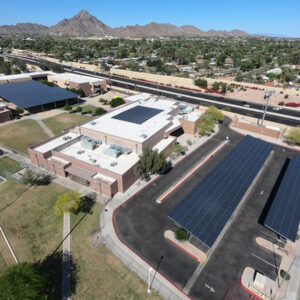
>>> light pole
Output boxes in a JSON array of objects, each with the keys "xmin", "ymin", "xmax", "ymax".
[
  {"xmin": 260, "ymin": 90, "xmax": 276, "ymax": 127},
  {"xmin": 147, "ymin": 267, "xmax": 153, "ymax": 294}
]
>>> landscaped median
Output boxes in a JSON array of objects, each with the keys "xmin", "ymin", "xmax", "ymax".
[{"xmin": 164, "ymin": 230, "xmax": 206, "ymax": 262}]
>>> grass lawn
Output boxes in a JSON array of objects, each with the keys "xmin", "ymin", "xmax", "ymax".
[
  {"xmin": 70, "ymin": 204, "xmax": 161, "ymax": 300},
  {"xmin": 0, "ymin": 182, "xmax": 70, "ymax": 263},
  {"xmin": 81, "ymin": 104, "xmax": 97, "ymax": 114},
  {"xmin": 0, "ymin": 179, "xmax": 27, "ymax": 212},
  {"xmin": 0, "ymin": 120, "xmax": 49, "ymax": 153},
  {"xmin": 43, "ymin": 113, "xmax": 92, "ymax": 135},
  {"xmin": 0, "ymin": 156, "xmax": 22, "ymax": 178}
]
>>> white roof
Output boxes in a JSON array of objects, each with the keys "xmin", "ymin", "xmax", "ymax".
[
  {"xmin": 153, "ymin": 136, "xmax": 176, "ymax": 153},
  {"xmin": 81, "ymin": 96, "xmax": 179, "ymax": 143},
  {"xmin": 48, "ymin": 73, "xmax": 105, "ymax": 84},
  {"xmin": 34, "ymin": 132, "xmax": 79, "ymax": 154},
  {"xmin": 0, "ymin": 73, "xmax": 31, "ymax": 81},
  {"xmin": 125, "ymin": 93, "xmax": 151, "ymax": 102},
  {"xmin": 60, "ymin": 140, "xmax": 139, "ymax": 175}
]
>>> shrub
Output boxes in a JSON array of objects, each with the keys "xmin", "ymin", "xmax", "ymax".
[
  {"xmin": 93, "ymin": 107, "xmax": 107, "ymax": 116},
  {"xmin": 86, "ymin": 110, "xmax": 93, "ymax": 114},
  {"xmin": 278, "ymin": 101, "xmax": 285, "ymax": 106},
  {"xmin": 173, "ymin": 143, "xmax": 187, "ymax": 155},
  {"xmin": 110, "ymin": 97, "xmax": 125, "ymax": 108},
  {"xmin": 284, "ymin": 94, "xmax": 289, "ymax": 99},
  {"xmin": 280, "ymin": 270, "xmax": 290, "ymax": 281},
  {"xmin": 175, "ymin": 228, "xmax": 188, "ymax": 242},
  {"xmin": 15, "ymin": 106, "xmax": 24, "ymax": 115},
  {"xmin": 285, "ymin": 102, "xmax": 300, "ymax": 107},
  {"xmin": 212, "ymin": 81, "xmax": 220, "ymax": 91},
  {"xmin": 286, "ymin": 128, "xmax": 300, "ymax": 144},
  {"xmin": 22, "ymin": 169, "xmax": 41, "ymax": 186},
  {"xmin": 75, "ymin": 106, "xmax": 82, "ymax": 112},
  {"xmin": 63, "ymin": 104, "xmax": 72, "ymax": 111},
  {"xmin": 194, "ymin": 78, "xmax": 208, "ymax": 88},
  {"xmin": 186, "ymin": 140, "xmax": 192, "ymax": 146},
  {"xmin": 54, "ymin": 191, "xmax": 81, "ymax": 216}
]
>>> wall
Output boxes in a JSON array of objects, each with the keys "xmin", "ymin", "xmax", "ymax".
[
  {"xmin": 0, "ymin": 109, "xmax": 13, "ymax": 123},
  {"xmin": 180, "ymin": 119, "xmax": 200, "ymax": 134},
  {"xmin": 232, "ymin": 116, "xmax": 283, "ymax": 139}
]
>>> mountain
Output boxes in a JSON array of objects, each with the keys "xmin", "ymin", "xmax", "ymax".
[
  {"xmin": 49, "ymin": 10, "xmax": 112, "ymax": 36},
  {"xmin": 0, "ymin": 10, "xmax": 251, "ymax": 37},
  {"xmin": 0, "ymin": 23, "xmax": 48, "ymax": 34}
]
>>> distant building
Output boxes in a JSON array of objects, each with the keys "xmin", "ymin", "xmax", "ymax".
[
  {"xmin": 48, "ymin": 73, "xmax": 107, "ymax": 96},
  {"xmin": 266, "ymin": 68, "xmax": 282, "ymax": 75}
]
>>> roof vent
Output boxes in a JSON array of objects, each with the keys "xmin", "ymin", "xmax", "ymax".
[
  {"xmin": 89, "ymin": 158, "xmax": 97, "ymax": 163},
  {"xmin": 140, "ymin": 133, "xmax": 148, "ymax": 139},
  {"xmin": 77, "ymin": 150, "xmax": 85, "ymax": 154},
  {"xmin": 110, "ymin": 161, "xmax": 117, "ymax": 167},
  {"xmin": 90, "ymin": 121, "xmax": 96, "ymax": 125}
]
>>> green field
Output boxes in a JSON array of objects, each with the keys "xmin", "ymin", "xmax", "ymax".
[
  {"xmin": 70, "ymin": 204, "xmax": 162, "ymax": 300},
  {"xmin": 81, "ymin": 104, "xmax": 97, "ymax": 114},
  {"xmin": 0, "ymin": 120, "xmax": 49, "ymax": 153},
  {"xmin": 43, "ymin": 113, "xmax": 92, "ymax": 135},
  {"xmin": 0, "ymin": 157, "xmax": 22, "ymax": 178}
]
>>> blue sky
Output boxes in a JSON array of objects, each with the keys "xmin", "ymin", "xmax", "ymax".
[{"xmin": 1, "ymin": 0, "xmax": 300, "ymax": 37}]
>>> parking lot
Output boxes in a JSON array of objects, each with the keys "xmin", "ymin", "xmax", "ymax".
[{"xmin": 114, "ymin": 119, "xmax": 299, "ymax": 299}]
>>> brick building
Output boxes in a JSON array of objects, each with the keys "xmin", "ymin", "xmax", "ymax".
[
  {"xmin": 29, "ymin": 94, "xmax": 201, "ymax": 197},
  {"xmin": 0, "ymin": 103, "xmax": 13, "ymax": 123},
  {"xmin": 48, "ymin": 73, "xmax": 107, "ymax": 96}
]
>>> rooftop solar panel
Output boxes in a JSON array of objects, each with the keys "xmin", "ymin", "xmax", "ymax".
[
  {"xmin": 264, "ymin": 155, "xmax": 300, "ymax": 242},
  {"xmin": 168, "ymin": 135, "xmax": 273, "ymax": 248},
  {"xmin": 112, "ymin": 105, "xmax": 163, "ymax": 124},
  {"xmin": 0, "ymin": 80, "xmax": 78, "ymax": 109}
]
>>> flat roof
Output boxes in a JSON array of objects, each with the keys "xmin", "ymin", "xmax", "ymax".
[
  {"xmin": 60, "ymin": 140, "xmax": 139, "ymax": 175},
  {"xmin": 81, "ymin": 97, "xmax": 179, "ymax": 143},
  {"xmin": 0, "ymin": 73, "xmax": 31, "ymax": 82},
  {"xmin": 169, "ymin": 135, "xmax": 273, "ymax": 248},
  {"xmin": 48, "ymin": 73, "xmax": 105, "ymax": 84},
  {"xmin": 264, "ymin": 155, "xmax": 300, "ymax": 242},
  {"xmin": 35, "ymin": 132, "xmax": 79, "ymax": 153},
  {"xmin": 0, "ymin": 80, "xmax": 78, "ymax": 109},
  {"xmin": 125, "ymin": 93, "xmax": 151, "ymax": 102}
]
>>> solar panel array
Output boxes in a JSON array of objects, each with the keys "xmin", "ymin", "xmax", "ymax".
[
  {"xmin": 0, "ymin": 80, "xmax": 78, "ymax": 109},
  {"xmin": 112, "ymin": 105, "xmax": 163, "ymax": 124},
  {"xmin": 264, "ymin": 155, "xmax": 300, "ymax": 242},
  {"xmin": 168, "ymin": 135, "xmax": 273, "ymax": 248}
]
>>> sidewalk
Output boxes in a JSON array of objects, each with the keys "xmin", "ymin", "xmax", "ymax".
[
  {"xmin": 101, "ymin": 189, "xmax": 190, "ymax": 300},
  {"xmin": 62, "ymin": 213, "xmax": 71, "ymax": 300}
]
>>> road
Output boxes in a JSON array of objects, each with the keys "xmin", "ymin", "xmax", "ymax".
[{"xmin": 4, "ymin": 54, "xmax": 300, "ymax": 126}]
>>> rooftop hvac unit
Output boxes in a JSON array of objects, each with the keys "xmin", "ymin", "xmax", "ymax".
[
  {"xmin": 77, "ymin": 150, "xmax": 85, "ymax": 154},
  {"xmin": 140, "ymin": 133, "xmax": 148, "ymax": 139},
  {"xmin": 89, "ymin": 158, "xmax": 97, "ymax": 163},
  {"xmin": 110, "ymin": 161, "xmax": 117, "ymax": 167},
  {"xmin": 63, "ymin": 135, "xmax": 72, "ymax": 141},
  {"xmin": 89, "ymin": 121, "xmax": 96, "ymax": 125}
]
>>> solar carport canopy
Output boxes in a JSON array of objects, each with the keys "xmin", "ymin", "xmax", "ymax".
[
  {"xmin": 264, "ymin": 155, "xmax": 300, "ymax": 242},
  {"xmin": 168, "ymin": 135, "xmax": 273, "ymax": 248},
  {"xmin": 0, "ymin": 80, "xmax": 78, "ymax": 109}
]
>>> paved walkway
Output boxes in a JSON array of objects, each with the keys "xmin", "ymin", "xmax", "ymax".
[
  {"xmin": 62, "ymin": 213, "xmax": 71, "ymax": 300},
  {"xmin": 34, "ymin": 118, "xmax": 55, "ymax": 138}
]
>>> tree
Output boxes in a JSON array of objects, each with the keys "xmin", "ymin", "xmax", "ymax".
[
  {"xmin": 206, "ymin": 106, "xmax": 224, "ymax": 122},
  {"xmin": 235, "ymin": 72, "xmax": 243, "ymax": 82},
  {"xmin": 221, "ymin": 83, "xmax": 227, "ymax": 94},
  {"xmin": 110, "ymin": 97, "xmax": 125, "ymax": 108},
  {"xmin": 212, "ymin": 81, "xmax": 220, "ymax": 91},
  {"xmin": 15, "ymin": 106, "xmax": 24, "ymax": 115},
  {"xmin": 22, "ymin": 169, "xmax": 41, "ymax": 185},
  {"xmin": 0, "ymin": 263, "xmax": 46, "ymax": 300},
  {"xmin": 286, "ymin": 128, "xmax": 300, "ymax": 145},
  {"xmin": 173, "ymin": 143, "xmax": 187, "ymax": 156},
  {"xmin": 175, "ymin": 228, "xmax": 188, "ymax": 242},
  {"xmin": 134, "ymin": 148, "xmax": 166, "ymax": 181},
  {"xmin": 54, "ymin": 191, "xmax": 81, "ymax": 216},
  {"xmin": 198, "ymin": 114, "xmax": 215, "ymax": 135},
  {"xmin": 194, "ymin": 78, "xmax": 208, "ymax": 88}
]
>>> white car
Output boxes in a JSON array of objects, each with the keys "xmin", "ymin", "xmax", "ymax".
[{"xmin": 272, "ymin": 107, "xmax": 282, "ymax": 111}]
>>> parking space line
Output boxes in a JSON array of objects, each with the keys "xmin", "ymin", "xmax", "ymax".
[
  {"xmin": 251, "ymin": 253, "xmax": 278, "ymax": 270},
  {"xmin": 260, "ymin": 231, "xmax": 285, "ymax": 245}
]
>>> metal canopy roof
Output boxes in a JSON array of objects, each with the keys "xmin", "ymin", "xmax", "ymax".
[
  {"xmin": 168, "ymin": 135, "xmax": 273, "ymax": 248},
  {"xmin": 264, "ymin": 155, "xmax": 300, "ymax": 242},
  {"xmin": 112, "ymin": 105, "xmax": 163, "ymax": 124},
  {"xmin": 0, "ymin": 80, "xmax": 78, "ymax": 109}
]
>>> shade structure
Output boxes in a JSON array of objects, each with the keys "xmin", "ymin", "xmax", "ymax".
[{"xmin": 168, "ymin": 135, "xmax": 273, "ymax": 248}]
